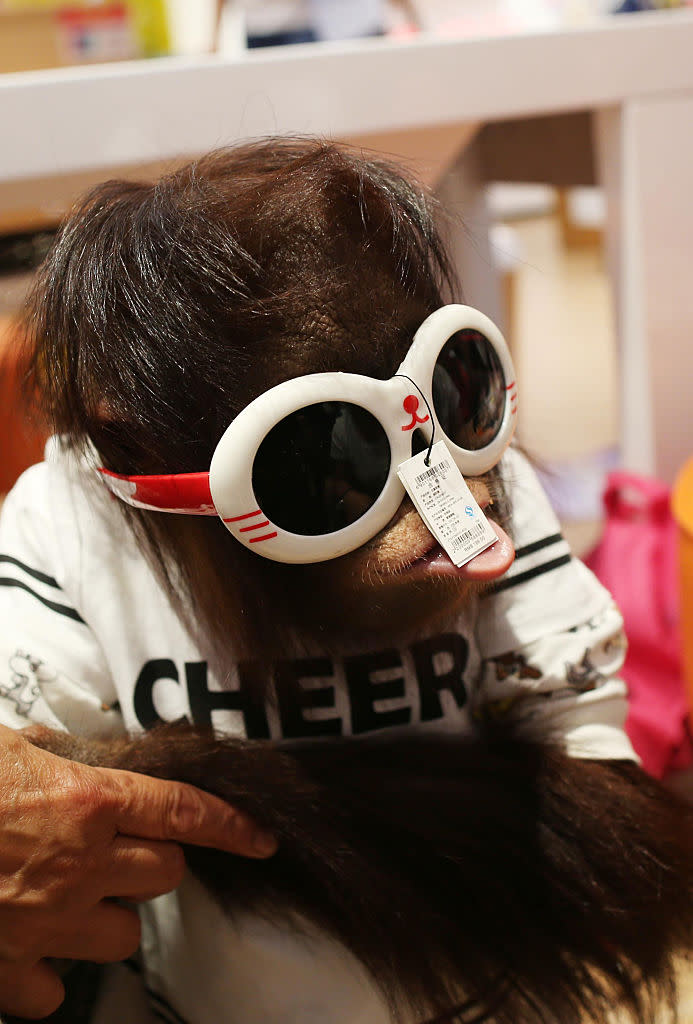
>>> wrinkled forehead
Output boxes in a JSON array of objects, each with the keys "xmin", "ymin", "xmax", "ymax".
[{"xmin": 244, "ymin": 299, "xmax": 434, "ymax": 404}]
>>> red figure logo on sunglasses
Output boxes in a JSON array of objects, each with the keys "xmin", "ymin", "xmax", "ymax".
[
  {"xmin": 99, "ymin": 305, "xmax": 517, "ymax": 564},
  {"xmin": 401, "ymin": 394, "xmax": 430, "ymax": 431}
]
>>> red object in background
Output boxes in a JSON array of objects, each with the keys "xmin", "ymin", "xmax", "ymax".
[
  {"xmin": 585, "ymin": 472, "xmax": 693, "ymax": 779},
  {"xmin": 56, "ymin": 4, "xmax": 137, "ymax": 64},
  {"xmin": 0, "ymin": 320, "xmax": 47, "ymax": 495}
]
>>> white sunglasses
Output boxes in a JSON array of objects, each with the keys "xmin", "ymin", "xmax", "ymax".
[{"xmin": 100, "ymin": 305, "xmax": 517, "ymax": 564}]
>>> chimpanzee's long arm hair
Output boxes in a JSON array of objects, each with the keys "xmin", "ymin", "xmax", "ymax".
[{"xmin": 28, "ymin": 724, "xmax": 693, "ymax": 1024}]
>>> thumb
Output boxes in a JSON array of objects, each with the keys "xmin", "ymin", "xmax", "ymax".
[{"xmin": 98, "ymin": 765, "xmax": 277, "ymax": 858}]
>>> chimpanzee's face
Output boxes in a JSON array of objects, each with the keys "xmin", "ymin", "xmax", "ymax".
[{"xmin": 292, "ymin": 467, "xmax": 512, "ymax": 642}]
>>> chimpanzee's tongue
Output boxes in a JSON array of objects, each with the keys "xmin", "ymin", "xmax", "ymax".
[
  {"xmin": 420, "ymin": 519, "xmax": 515, "ymax": 581},
  {"xmin": 456, "ymin": 518, "xmax": 515, "ymax": 581}
]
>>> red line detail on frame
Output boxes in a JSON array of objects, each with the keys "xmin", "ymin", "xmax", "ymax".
[
  {"xmin": 240, "ymin": 520, "xmax": 270, "ymax": 532},
  {"xmin": 223, "ymin": 510, "xmax": 262, "ymax": 523},
  {"xmin": 249, "ymin": 532, "xmax": 278, "ymax": 543},
  {"xmin": 505, "ymin": 381, "xmax": 516, "ymax": 391}
]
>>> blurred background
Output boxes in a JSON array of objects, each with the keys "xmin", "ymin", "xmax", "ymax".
[{"xmin": 2, "ymin": 0, "xmax": 691, "ymax": 495}]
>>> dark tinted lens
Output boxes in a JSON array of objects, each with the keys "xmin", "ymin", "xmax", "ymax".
[
  {"xmin": 252, "ymin": 402, "xmax": 391, "ymax": 536},
  {"xmin": 432, "ymin": 329, "xmax": 505, "ymax": 451}
]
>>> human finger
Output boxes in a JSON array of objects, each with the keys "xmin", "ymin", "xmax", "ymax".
[
  {"xmin": 104, "ymin": 768, "xmax": 278, "ymax": 857},
  {"xmin": 107, "ymin": 836, "xmax": 186, "ymax": 900},
  {"xmin": 0, "ymin": 959, "xmax": 64, "ymax": 1019},
  {"xmin": 43, "ymin": 901, "xmax": 141, "ymax": 963}
]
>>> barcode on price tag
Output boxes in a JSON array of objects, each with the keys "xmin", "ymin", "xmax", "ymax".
[
  {"xmin": 449, "ymin": 521, "xmax": 485, "ymax": 552},
  {"xmin": 397, "ymin": 441, "xmax": 497, "ymax": 567},
  {"xmin": 414, "ymin": 460, "xmax": 452, "ymax": 486}
]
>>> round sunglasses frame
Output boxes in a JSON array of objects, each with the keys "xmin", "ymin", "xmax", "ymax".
[
  {"xmin": 99, "ymin": 305, "xmax": 517, "ymax": 564},
  {"xmin": 211, "ymin": 304, "xmax": 516, "ymax": 562}
]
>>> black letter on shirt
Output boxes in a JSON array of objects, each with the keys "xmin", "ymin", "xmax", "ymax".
[
  {"xmin": 410, "ymin": 633, "xmax": 469, "ymax": 721},
  {"xmin": 275, "ymin": 657, "xmax": 342, "ymax": 738},
  {"xmin": 187, "ymin": 661, "xmax": 271, "ymax": 738},
  {"xmin": 344, "ymin": 649, "xmax": 410, "ymax": 734},
  {"xmin": 133, "ymin": 659, "xmax": 180, "ymax": 729}
]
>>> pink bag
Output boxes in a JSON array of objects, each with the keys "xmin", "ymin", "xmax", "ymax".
[{"xmin": 584, "ymin": 472, "xmax": 692, "ymax": 778}]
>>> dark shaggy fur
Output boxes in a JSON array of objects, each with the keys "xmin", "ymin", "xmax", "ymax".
[
  {"xmin": 16, "ymin": 138, "xmax": 693, "ymax": 1023},
  {"xmin": 27, "ymin": 724, "xmax": 693, "ymax": 1024},
  {"xmin": 22, "ymin": 139, "xmax": 459, "ymax": 662}
]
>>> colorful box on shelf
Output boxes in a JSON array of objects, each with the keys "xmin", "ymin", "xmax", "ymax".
[{"xmin": 0, "ymin": 0, "xmax": 170, "ymax": 72}]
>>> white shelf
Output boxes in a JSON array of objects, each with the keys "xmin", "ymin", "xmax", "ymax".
[{"xmin": 1, "ymin": 9, "xmax": 693, "ymax": 182}]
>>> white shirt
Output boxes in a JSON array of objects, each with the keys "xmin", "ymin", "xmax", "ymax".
[{"xmin": 0, "ymin": 441, "xmax": 636, "ymax": 1023}]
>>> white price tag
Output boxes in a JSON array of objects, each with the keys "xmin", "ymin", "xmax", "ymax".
[{"xmin": 397, "ymin": 440, "xmax": 497, "ymax": 568}]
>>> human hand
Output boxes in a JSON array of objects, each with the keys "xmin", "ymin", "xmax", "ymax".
[{"xmin": 0, "ymin": 723, "xmax": 276, "ymax": 1018}]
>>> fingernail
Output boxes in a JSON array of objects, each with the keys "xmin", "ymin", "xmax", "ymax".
[{"xmin": 252, "ymin": 830, "xmax": 278, "ymax": 856}]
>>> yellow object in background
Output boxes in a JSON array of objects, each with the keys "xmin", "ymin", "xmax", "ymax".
[
  {"xmin": 121, "ymin": 0, "xmax": 171, "ymax": 56},
  {"xmin": 672, "ymin": 458, "xmax": 693, "ymax": 720}
]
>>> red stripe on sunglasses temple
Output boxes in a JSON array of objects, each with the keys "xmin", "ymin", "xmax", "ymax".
[
  {"xmin": 223, "ymin": 509, "xmax": 263, "ymax": 523},
  {"xmin": 240, "ymin": 521, "xmax": 271, "ymax": 532}
]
